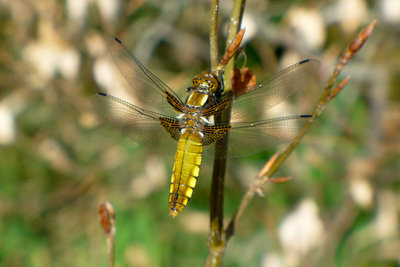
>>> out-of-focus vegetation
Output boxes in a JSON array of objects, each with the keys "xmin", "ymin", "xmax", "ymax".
[{"xmin": 0, "ymin": 0, "xmax": 399, "ymax": 266}]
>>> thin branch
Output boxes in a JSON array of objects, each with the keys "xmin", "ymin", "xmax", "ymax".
[
  {"xmin": 206, "ymin": 0, "xmax": 246, "ymax": 266},
  {"xmin": 266, "ymin": 19, "xmax": 377, "ymax": 178},
  {"xmin": 225, "ymin": 20, "xmax": 377, "ymax": 240},
  {"xmin": 99, "ymin": 202, "xmax": 116, "ymax": 267},
  {"xmin": 225, "ymin": 154, "xmax": 280, "ymax": 238},
  {"xmin": 209, "ymin": 0, "xmax": 220, "ymax": 71},
  {"xmin": 223, "ymin": 0, "xmax": 246, "ymax": 92},
  {"xmin": 328, "ymin": 75, "xmax": 351, "ymax": 101}
]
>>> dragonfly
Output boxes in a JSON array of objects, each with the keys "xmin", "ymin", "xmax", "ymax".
[{"xmin": 92, "ymin": 37, "xmax": 320, "ymax": 217}]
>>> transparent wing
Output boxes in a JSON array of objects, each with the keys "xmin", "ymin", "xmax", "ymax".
[
  {"xmin": 92, "ymin": 92, "xmax": 180, "ymax": 153},
  {"xmin": 231, "ymin": 59, "xmax": 320, "ymax": 121},
  {"xmin": 210, "ymin": 115, "xmax": 311, "ymax": 158},
  {"xmin": 108, "ymin": 37, "xmax": 185, "ymax": 117},
  {"xmin": 201, "ymin": 59, "xmax": 320, "ymax": 158}
]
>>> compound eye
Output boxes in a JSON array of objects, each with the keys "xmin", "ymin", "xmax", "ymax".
[
  {"xmin": 208, "ymin": 80, "xmax": 218, "ymax": 92},
  {"xmin": 192, "ymin": 79, "xmax": 200, "ymax": 87}
]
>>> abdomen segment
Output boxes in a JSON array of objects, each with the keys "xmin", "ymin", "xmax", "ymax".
[{"xmin": 169, "ymin": 131, "xmax": 203, "ymax": 217}]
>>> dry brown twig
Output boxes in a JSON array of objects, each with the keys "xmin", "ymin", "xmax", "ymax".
[
  {"xmin": 226, "ymin": 20, "xmax": 378, "ymax": 240},
  {"xmin": 218, "ymin": 28, "xmax": 245, "ymax": 70},
  {"xmin": 206, "ymin": 0, "xmax": 246, "ymax": 266},
  {"xmin": 99, "ymin": 202, "xmax": 116, "ymax": 267}
]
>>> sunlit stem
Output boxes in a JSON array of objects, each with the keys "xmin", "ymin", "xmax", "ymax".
[
  {"xmin": 207, "ymin": 0, "xmax": 246, "ymax": 266},
  {"xmin": 209, "ymin": 0, "xmax": 219, "ymax": 71}
]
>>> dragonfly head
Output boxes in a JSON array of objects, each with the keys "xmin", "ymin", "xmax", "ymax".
[{"xmin": 191, "ymin": 71, "xmax": 220, "ymax": 95}]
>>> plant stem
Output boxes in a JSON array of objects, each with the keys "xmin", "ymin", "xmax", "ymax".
[
  {"xmin": 206, "ymin": 0, "xmax": 246, "ymax": 266},
  {"xmin": 209, "ymin": 0, "xmax": 219, "ymax": 71},
  {"xmin": 265, "ymin": 20, "xmax": 377, "ymax": 178}
]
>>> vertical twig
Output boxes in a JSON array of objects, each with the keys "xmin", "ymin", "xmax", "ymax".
[
  {"xmin": 209, "ymin": 0, "xmax": 220, "ymax": 71},
  {"xmin": 99, "ymin": 202, "xmax": 116, "ymax": 267},
  {"xmin": 207, "ymin": 1, "xmax": 225, "ymax": 264},
  {"xmin": 208, "ymin": 0, "xmax": 224, "ymax": 260},
  {"xmin": 206, "ymin": 0, "xmax": 246, "ymax": 266}
]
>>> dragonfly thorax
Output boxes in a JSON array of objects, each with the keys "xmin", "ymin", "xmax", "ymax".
[
  {"xmin": 191, "ymin": 71, "xmax": 219, "ymax": 94},
  {"xmin": 179, "ymin": 111, "xmax": 207, "ymax": 135}
]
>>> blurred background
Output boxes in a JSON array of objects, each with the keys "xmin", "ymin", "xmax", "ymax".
[{"xmin": 0, "ymin": 0, "xmax": 399, "ymax": 266}]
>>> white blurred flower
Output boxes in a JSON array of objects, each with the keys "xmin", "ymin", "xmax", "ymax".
[
  {"xmin": 23, "ymin": 22, "xmax": 80, "ymax": 85},
  {"xmin": 93, "ymin": 56, "xmax": 116, "ymax": 92},
  {"xmin": 67, "ymin": 0, "xmax": 89, "ymax": 25},
  {"xmin": 337, "ymin": 0, "xmax": 368, "ymax": 34},
  {"xmin": 286, "ymin": 8, "xmax": 326, "ymax": 51},
  {"xmin": 348, "ymin": 159, "xmax": 374, "ymax": 208},
  {"xmin": 279, "ymin": 198, "xmax": 325, "ymax": 267},
  {"xmin": 0, "ymin": 90, "xmax": 33, "ymax": 145},
  {"xmin": 379, "ymin": 0, "xmax": 400, "ymax": 24},
  {"xmin": 85, "ymin": 33, "xmax": 107, "ymax": 58},
  {"xmin": 375, "ymin": 190, "xmax": 398, "ymax": 239},
  {"xmin": 24, "ymin": 42, "xmax": 80, "ymax": 80},
  {"xmin": 0, "ymin": 104, "xmax": 16, "ymax": 145},
  {"xmin": 94, "ymin": 0, "xmax": 119, "ymax": 22},
  {"xmin": 261, "ymin": 252, "xmax": 284, "ymax": 267},
  {"xmin": 93, "ymin": 55, "xmax": 140, "ymax": 106},
  {"xmin": 349, "ymin": 177, "xmax": 373, "ymax": 208}
]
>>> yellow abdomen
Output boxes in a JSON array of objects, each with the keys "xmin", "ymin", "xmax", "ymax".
[{"xmin": 169, "ymin": 130, "xmax": 203, "ymax": 217}]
